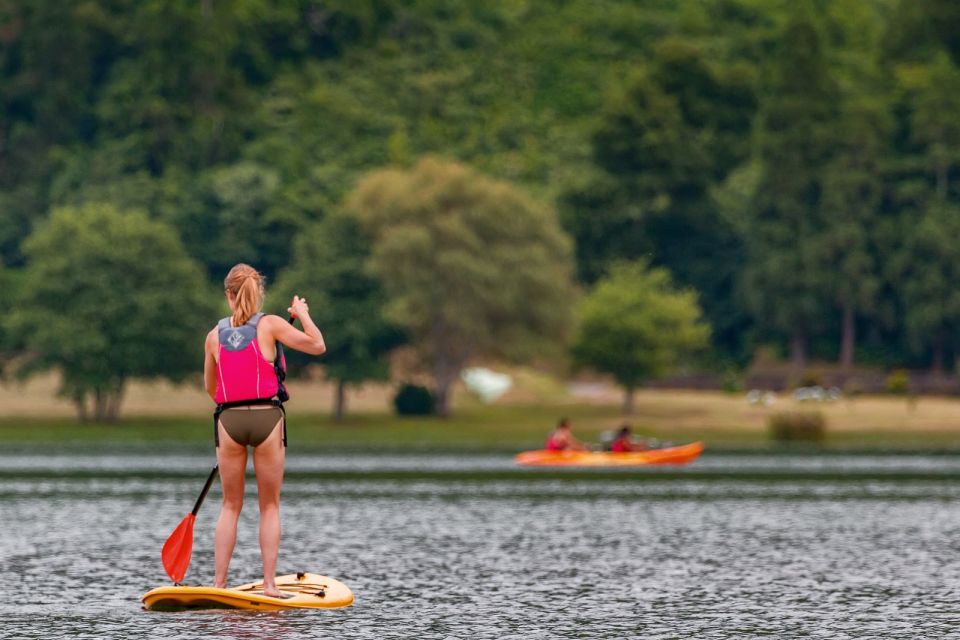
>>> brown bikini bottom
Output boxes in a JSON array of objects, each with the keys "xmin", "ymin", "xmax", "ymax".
[{"xmin": 218, "ymin": 406, "xmax": 284, "ymax": 447}]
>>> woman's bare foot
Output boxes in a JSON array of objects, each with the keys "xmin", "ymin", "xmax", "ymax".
[{"xmin": 262, "ymin": 580, "xmax": 281, "ymax": 598}]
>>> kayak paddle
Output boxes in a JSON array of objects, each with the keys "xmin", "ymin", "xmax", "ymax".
[{"xmin": 161, "ymin": 465, "xmax": 219, "ymax": 584}]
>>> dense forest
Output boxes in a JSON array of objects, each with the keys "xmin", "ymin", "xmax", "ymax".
[{"xmin": 4, "ymin": 0, "xmax": 960, "ymax": 415}]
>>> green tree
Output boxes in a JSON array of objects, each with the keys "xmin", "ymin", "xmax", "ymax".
[
  {"xmin": 572, "ymin": 261, "xmax": 710, "ymax": 414},
  {"xmin": 885, "ymin": 51, "xmax": 960, "ymax": 370},
  {"xmin": 818, "ymin": 94, "xmax": 890, "ymax": 369},
  {"xmin": 741, "ymin": 5, "xmax": 839, "ymax": 369},
  {"xmin": 909, "ymin": 52, "xmax": 960, "ymax": 200},
  {"xmin": 0, "ymin": 265, "xmax": 15, "ymax": 366},
  {"xmin": 274, "ymin": 213, "xmax": 404, "ymax": 421},
  {"xmin": 884, "ymin": 0, "xmax": 960, "ymax": 65},
  {"xmin": 9, "ymin": 203, "xmax": 215, "ymax": 421},
  {"xmin": 561, "ymin": 39, "xmax": 756, "ymax": 361},
  {"xmin": 345, "ymin": 157, "xmax": 574, "ymax": 416},
  {"xmin": 896, "ymin": 203, "xmax": 960, "ymax": 372}
]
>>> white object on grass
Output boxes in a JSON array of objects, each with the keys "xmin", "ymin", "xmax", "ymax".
[{"xmin": 461, "ymin": 367, "xmax": 513, "ymax": 403}]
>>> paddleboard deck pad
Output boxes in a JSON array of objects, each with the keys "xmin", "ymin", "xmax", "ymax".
[{"xmin": 142, "ymin": 572, "xmax": 353, "ymax": 611}]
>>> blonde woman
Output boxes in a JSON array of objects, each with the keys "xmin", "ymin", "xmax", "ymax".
[{"xmin": 203, "ymin": 263, "xmax": 325, "ymax": 597}]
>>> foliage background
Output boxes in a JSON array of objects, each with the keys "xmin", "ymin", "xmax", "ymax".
[{"xmin": 3, "ymin": 0, "xmax": 960, "ymax": 416}]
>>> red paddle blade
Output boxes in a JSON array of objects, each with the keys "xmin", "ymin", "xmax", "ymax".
[{"xmin": 161, "ymin": 513, "xmax": 196, "ymax": 583}]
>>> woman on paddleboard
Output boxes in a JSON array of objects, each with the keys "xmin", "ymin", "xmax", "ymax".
[{"xmin": 203, "ymin": 263, "xmax": 326, "ymax": 598}]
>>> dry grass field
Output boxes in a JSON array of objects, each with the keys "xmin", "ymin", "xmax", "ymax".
[
  {"xmin": 3, "ymin": 370, "xmax": 960, "ymax": 450},
  {"xmin": 0, "ymin": 372, "xmax": 395, "ymax": 418}
]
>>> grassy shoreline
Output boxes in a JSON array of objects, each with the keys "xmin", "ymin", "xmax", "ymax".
[{"xmin": 5, "ymin": 397, "xmax": 960, "ymax": 452}]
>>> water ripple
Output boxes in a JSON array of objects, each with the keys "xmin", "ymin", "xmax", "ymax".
[{"xmin": 3, "ymin": 453, "xmax": 960, "ymax": 639}]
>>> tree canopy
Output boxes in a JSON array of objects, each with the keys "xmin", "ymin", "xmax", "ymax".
[
  {"xmin": 274, "ymin": 213, "xmax": 404, "ymax": 420},
  {"xmin": 345, "ymin": 157, "xmax": 574, "ymax": 415},
  {"xmin": 9, "ymin": 203, "xmax": 215, "ymax": 420},
  {"xmin": 5, "ymin": 0, "xmax": 960, "ymax": 405},
  {"xmin": 572, "ymin": 261, "xmax": 710, "ymax": 414}
]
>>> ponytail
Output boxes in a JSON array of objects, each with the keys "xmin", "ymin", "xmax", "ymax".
[{"xmin": 224, "ymin": 263, "xmax": 265, "ymax": 326}]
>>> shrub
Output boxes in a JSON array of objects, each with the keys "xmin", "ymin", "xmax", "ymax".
[
  {"xmin": 393, "ymin": 384, "xmax": 436, "ymax": 416},
  {"xmin": 721, "ymin": 369, "xmax": 743, "ymax": 394},
  {"xmin": 885, "ymin": 370, "xmax": 909, "ymax": 395},
  {"xmin": 768, "ymin": 411, "xmax": 826, "ymax": 443}
]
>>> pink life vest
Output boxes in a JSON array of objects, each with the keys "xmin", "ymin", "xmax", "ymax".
[
  {"xmin": 214, "ymin": 313, "xmax": 286, "ymax": 404},
  {"xmin": 545, "ymin": 433, "xmax": 566, "ymax": 451}
]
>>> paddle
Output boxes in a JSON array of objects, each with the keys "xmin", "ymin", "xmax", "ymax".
[{"xmin": 161, "ymin": 465, "xmax": 219, "ymax": 584}]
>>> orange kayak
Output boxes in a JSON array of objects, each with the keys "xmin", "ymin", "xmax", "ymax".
[{"xmin": 514, "ymin": 441, "xmax": 704, "ymax": 467}]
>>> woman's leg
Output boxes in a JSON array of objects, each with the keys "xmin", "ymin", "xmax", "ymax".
[
  {"xmin": 213, "ymin": 421, "xmax": 247, "ymax": 588},
  {"xmin": 252, "ymin": 417, "xmax": 285, "ymax": 596}
]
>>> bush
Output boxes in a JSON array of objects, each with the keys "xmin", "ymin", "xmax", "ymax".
[
  {"xmin": 768, "ymin": 411, "xmax": 826, "ymax": 443},
  {"xmin": 721, "ymin": 369, "xmax": 743, "ymax": 394},
  {"xmin": 885, "ymin": 369, "xmax": 909, "ymax": 395},
  {"xmin": 393, "ymin": 384, "xmax": 436, "ymax": 416}
]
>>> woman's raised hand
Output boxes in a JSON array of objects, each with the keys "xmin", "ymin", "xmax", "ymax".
[{"xmin": 288, "ymin": 295, "xmax": 310, "ymax": 320}]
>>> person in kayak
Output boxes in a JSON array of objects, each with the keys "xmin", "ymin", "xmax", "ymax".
[
  {"xmin": 610, "ymin": 424, "xmax": 650, "ymax": 452},
  {"xmin": 545, "ymin": 418, "xmax": 587, "ymax": 451},
  {"xmin": 203, "ymin": 263, "xmax": 326, "ymax": 598}
]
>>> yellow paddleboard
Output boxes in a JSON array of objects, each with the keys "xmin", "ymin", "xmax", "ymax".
[{"xmin": 141, "ymin": 572, "xmax": 354, "ymax": 611}]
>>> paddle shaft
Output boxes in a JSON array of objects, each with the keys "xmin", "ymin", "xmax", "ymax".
[{"xmin": 191, "ymin": 465, "xmax": 219, "ymax": 516}]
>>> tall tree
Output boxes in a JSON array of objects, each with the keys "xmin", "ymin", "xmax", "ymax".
[
  {"xmin": 572, "ymin": 261, "xmax": 710, "ymax": 414},
  {"xmin": 819, "ymin": 95, "xmax": 890, "ymax": 368},
  {"xmin": 909, "ymin": 52, "xmax": 960, "ymax": 200},
  {"xmin": 741, "ymin": 4, "xmax": 839, "ymax": 369},
  {"xmin": 887, "ymin": 51, "xmax": 960, "ymax": 370},
  {"xmin": 345, "ymin": 157, "xmax": 574, "ymax": 416},
  {"xmin": 561, "ymin": 38, "xmax": 756, "ymax": 361},
  {"xmin": 274, "ymin": 213, "xmax": 404, "ymax": 421},
  {"xmin": 9, "ymin": 203, "xmax": 215, "ymax": 421},
  {"xmin": 896, "ymin": 202, "xmax": 960, "ymax": 372}
]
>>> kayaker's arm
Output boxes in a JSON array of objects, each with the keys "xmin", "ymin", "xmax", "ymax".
[{"xmin": 566, "ymin": 431, "xmax": 589, "ymax": 451}]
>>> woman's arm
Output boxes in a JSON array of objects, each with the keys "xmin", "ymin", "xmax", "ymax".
[
  {"xmin": 268, "ymin": 295, "xmax": 326, "ymax": 355},
  {"xmin": 203, "ymin": 328, "xmax": 218, "ymax": 400},
  {"xmin": 571, "ymin": 434, "xmax": 589, "ymax": 451}
]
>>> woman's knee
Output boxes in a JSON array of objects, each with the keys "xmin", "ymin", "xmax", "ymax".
[
  {"xmin": 257, "ymin": 490, "xmax": 281, "ymax": 509},
  {"xmin": 222, "ymin": 493, "xmax": 245, "ymax": 512},
  {"xmin": 258, "ymin": 500, "xmax": 280, "ymax": 519}
]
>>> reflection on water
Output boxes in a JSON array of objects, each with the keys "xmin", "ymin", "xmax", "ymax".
[{"xmin": 2, "ymin": 451, "xmax": 960, "ymax": 639}]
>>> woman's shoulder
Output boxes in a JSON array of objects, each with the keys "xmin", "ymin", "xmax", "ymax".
[{"xmin": 255, "ymin": 313, "xmax": 288, "ymax": 335}]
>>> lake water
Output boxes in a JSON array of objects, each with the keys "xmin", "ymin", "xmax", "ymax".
[{"xmin": 3, "ymin": 449, "xmax": 960, "ymax": 639}]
